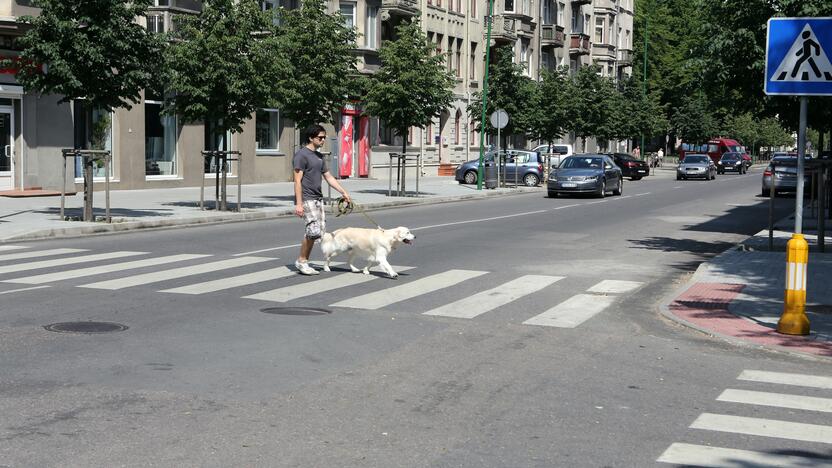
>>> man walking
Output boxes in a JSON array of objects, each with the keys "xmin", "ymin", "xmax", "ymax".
[{"xmin": 294, "ymin": 124, "xmax": 351, "ymax": 275}]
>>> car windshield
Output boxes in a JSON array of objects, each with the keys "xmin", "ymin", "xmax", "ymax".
[
  {"xmin": 721, "ymin": 154, "xmax": 740, "ymax": 161},
  {"xmin": 560, "ymin": 157, "xmax": 604, "ymax": 169},
  {"xmin": 683, "ymin": 155, "xmax": 709, "ymax": 164},
  {"xmin": 726, "ymin": 145, "xmax": 742, "ymax": 152},
  {"xmin": 616, "ymin": 154, "xmax": 636, "ymax": 161}
]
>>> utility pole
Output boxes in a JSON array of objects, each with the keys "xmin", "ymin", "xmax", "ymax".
[
  {"xmin": 477, "ymin": 0, "xmax": 495, "ymax": 190},
  {"xmin": 640, "ymin": 3, "xmax": 648, "ymax": 159}
]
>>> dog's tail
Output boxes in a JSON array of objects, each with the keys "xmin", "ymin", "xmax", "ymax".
[{"xmin": 320, "ymin": 232, "xmax": 335, "ymax": 257}]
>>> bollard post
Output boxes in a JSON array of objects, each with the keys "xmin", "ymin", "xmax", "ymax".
[
  {"xmin": 820, "ymin": 167, "xmax": 826, "ymax": 253},
  {"xmin": 777, "ymin": 234, "xmax": 811, "ymax": 335}
]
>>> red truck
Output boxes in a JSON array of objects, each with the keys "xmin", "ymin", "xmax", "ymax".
[{"xmin": 679, "ymin": 138, "xmax": 752, "ymax": 168}]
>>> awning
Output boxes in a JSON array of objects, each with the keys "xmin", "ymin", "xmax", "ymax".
[{"xmin": 0, "ymin": 84, "xmax": 23, "ymax": 98}]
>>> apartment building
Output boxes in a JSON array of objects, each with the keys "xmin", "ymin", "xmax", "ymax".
[{"xmin": 0, "ymin": 0, "xmax": 632, "ymax": 192}]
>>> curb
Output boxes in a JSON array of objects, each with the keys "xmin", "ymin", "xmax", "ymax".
[
  {"xmin": 657, "ymin": 246, "xmax": 832, "ymax": 363},
  {"xmin": 1, "ymin": 186, "xmax": 539, "ymax": 242}
]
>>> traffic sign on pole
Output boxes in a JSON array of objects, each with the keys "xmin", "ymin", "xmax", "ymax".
[{"xmin": 765, "ymin": 17, "xmax": 832, "ymax": 96}]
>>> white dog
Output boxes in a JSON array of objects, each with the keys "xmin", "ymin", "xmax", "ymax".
[{"xmin": 320, "ymin": 226, "xmax": 415, "ymax": 278}]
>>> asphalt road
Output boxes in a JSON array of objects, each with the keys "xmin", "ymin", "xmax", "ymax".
[{"xmin": 1, "ymin": 169, "xmax": 829, "ymax": 467}]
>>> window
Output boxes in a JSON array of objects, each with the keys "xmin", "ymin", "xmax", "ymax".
[
  {"xmin": 365, "ymin": 6, "xmax": 378, "ymax": 49},
  {"xmin": 455, "ymin": 38, "xmax": 463, "ymax": 77},
  {"xmin": 255, "ymin": 109, "xmax": 280, "ymax": 152},
  {"xmin": 595, "ymin": 17, "xmax": 604, "ymax": 43},
  {"xmin": 504, "ymin": 0, "xmax": 514, "ymax": 13},
  {"xmin": 204, "ymin": 120, "xmax": 233, "ymax": 174},
  {"xmin": 542, "ymin": 0, "xmax": 554, "ymax": 25},
  {"xmin": 447, "ymin": 37, "xmax": 454, "ymax": 72},
  {"xmin": 454, "ymin": 110, "xmax": 461, "ymax": 145},
  {"xmin": 339, "ymin": 2, "xmax": 355, "ymax": 29},
  {"xmin": 470, "ymin": 42, "xmax": 477, "ymax": 80},
  {"xmin": 557, "ymin": 2, "xmax": 564, "ymax": 26},
  {"xmin": 145, "ymin": 92, "xmax": 177, "ymax": 176},
  {"xmin": 571, "ymin": 8, "xmax": 580, "ymax": 31},
  {"xmin": 75, "ymin": 106, "xmax": 115, "ymax": 179},
  {"xmin": 470, "ymin": 0, "xmax": 476, "ymax": 17},
  {"xmin": 520, "ymin": 40, "xmax": 531, "ymax": 74},
  {"xmin": 261, "ymin": 0, "xmax": 297, "ymax": 25}
]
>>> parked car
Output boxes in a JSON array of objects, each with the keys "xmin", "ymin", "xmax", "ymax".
[
  {"xmin": 547, "ymin": 154, "xmax": 623, "ymax": 198},
  {"xmin": 717, "ymin": 152, "xmax": 746, "ymax": 174},
  {"xmin": 676, "ymin": 154, "xmax": 716, "ymax": 180},
  {"xmin": 532, "ymin": 143, "xmax": 574, "ymax": 172},
  {"xmin": 761, "ymin": 154, "xmax": 812, "ymax": 196},
  {"xmin": 455, "ymin": 150, "xmax": 544, "ymax": 187},
  {"xmin": 608, "ymin": 153, "xmax": 650, "ymax": 180}
]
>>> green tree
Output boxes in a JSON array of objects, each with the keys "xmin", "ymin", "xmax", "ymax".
[
  {"xmin": 9, "ymin": 0, "xmax": 163, "ymax": 136},
  {"xmin": 672, "ymin": 92, "xmax": 717, "ymax": 145},
  {"xmin": 528, "ymin": 66, "xmax": 571, "ymax": 151},
  {"xmin": 163, "ymin": 0, "xmax": 287, "ymax": 142},
  {"xmin": 567, "ymin": 65, "xmax": 617, "ymax": 151},
  {"xmin": 468, "ymin": 45, "xmax": 537, "ymax": 149},
  {"xmin": 277, "ymin": 0, "xmax": 359, "ymax": 129},
  {"xmin": 757, "ymin": 117, "xmax": 794, "ymax": 150},
  {"xmin": 721, "ymin": 113, "xmax": 759, "ymax": 152},
  {"xmin": 620, "ymin": 77, "xmax": 667, "ymax": 147},
  {"xmin": 363, "ymin": 20, "xmax": 455, "ymax": 157}
]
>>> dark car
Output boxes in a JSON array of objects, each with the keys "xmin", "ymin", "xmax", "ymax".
[
  {"xmin": 608, "ymin": 153, "xmax": 649, "ymax": 180},
  {"xmin": 717, "ymin": 152, "xmax": 746, "ymax": 174},
  {"xmin": 455, "ymin": 150, "xmax": 544, "ymax": 187},
  {"xmin": 547, "ymin": 154, "xmax": 623, "ymax": 198}
]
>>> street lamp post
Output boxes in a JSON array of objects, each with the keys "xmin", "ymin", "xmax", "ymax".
[
  {"xmin": 640, "ymin": 5, "xmax": 648, "ymax": 159},
  {"xmin": 477, "ymin": 0, "xmax": 495, "ymax": 190}
]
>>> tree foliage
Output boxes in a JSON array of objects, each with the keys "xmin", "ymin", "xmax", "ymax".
[
  {"xmin": 567, "ymin": 65, "xmax": 618, "ymax": 151},
  {"xmin": 528, "ymin": 66, "xmax": 571, "ymax": 146},
  {"xmin": 163, "ymin": 0, "xmax": 287, "ymax": 137},
  {"xmin": 277, "ymin": 0, "xmax": 359, "ymax": 128},
  {"xmin": 363, "ymin": 19, "xmax": 455, "ymax": 153},
  {"xmin": 9, "ymin": 0, "xmax": 162, "ymax": 111},
  {"xmin": 671, "ymin": 92, "xmax": 716, "ymax": 145}
]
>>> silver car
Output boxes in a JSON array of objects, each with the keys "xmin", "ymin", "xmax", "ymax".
[
  {"xmin": 676, "ymin": 154, "xmax": 716, "ymax": 180},
  {"xmin": 761, "ymin": 154, "xmax": 811, "ymax": 196},
  {"xmin": 547, "ymin": 154, "xmax": 623, "ymax": 198}
]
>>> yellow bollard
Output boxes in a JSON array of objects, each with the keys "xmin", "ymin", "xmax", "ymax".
[{"xmin": 777, "ymin": 234, "xmax": 811, "ymax": 335}]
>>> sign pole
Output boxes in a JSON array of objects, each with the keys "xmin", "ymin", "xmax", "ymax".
[
  {"xmin": 477, "ymin": 0, "xmax": 495, "ymax": 191},
  {"xmin": 795, "ymin": 97, "xmax": 808, "ymax": 234}
]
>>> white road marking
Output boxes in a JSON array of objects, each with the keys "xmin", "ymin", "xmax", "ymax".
[
  {"xmin": 586, "ymin": 200, "xmax": 608, "ymax": 205},
  {"xmin": 0, "ymin": 245, "xmax": 28, "ymax": 252},
  {"xmin": 0, "ymin": 285, "xmax": 50, "ymax": 295},
  {"xmin": 232, "ymin": 244, "xmax": 301, "ymax": 257},
  {"xmin": 0, "ymin": 251, "xmax": 145, "ymax": 276},
  {"xmin": 738, "ymin": 370, "xmax": 832, "ymax": 390},
  {"xmin": 673, "ymin": 185, "xmax": 683, "ymax": 189},
  {"xmin": 553, "ymin": 204, "xmax": 580, "ymax": 210},
  {"xmin": 586, "ymin": 280, "xmax": 644, "ymax": 294},
  {"xmin": 690, "ymin": 413, "xmax": 832, "ymax": 444},
  {"xmin": 245, "ymin": 266, "xmax": 415, "ymax": 303},
  {"xmin": 412, "ymin": 210, "xmax": 549, "ymax": 231},
  {"xmin": 657, "ymin": 443, "xmax": 832, "ymax": 467},
  {"xmin": 79, "ymin": 256, "xmax": 274, "ymax": 290},
  {"xmin": 633, "ymin": 192, "xmax": 650, "ymax": 197},
  {"xmin": 422, "ymin": 274, "xmax": 561, "ymax": 318},
  {"xmin": 0, "ymin": 248, "xmax": 86, "ymax": 262},
  {"xmin": 162, "ymin": 262, "xmax": 345, "ymax": 295},
  {"xmin": 717, "ymin": 389, "xmax": 832, "ymax": 413},
  {"xmin": 522, "ymin": 294, "xmax": 616, "ymax": 328},
  {"xmin": 3, "ymin": 254, "xmax": 209, "ymax": 285},
  {"xmin": 334, "ymin": 269, "xmax": 488, "ymax": 310}
]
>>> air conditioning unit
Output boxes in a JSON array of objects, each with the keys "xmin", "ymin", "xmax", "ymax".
[{"xmin": 146, "ymin": 15, "xmax": 165, "ymax": 34}]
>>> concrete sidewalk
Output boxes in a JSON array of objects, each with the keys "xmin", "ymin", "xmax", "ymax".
[
  {"xmin": 0, "ymin": 176, "xmax": 541, "ymax": 242},
  {"xmin": 661, "ymin": 211, "xmax": 832, "ymax": 361}
]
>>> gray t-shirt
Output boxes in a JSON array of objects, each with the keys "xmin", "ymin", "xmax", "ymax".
[{"xmin": 293, "ymin": 146, "xmax": 329, "ymax": 201}]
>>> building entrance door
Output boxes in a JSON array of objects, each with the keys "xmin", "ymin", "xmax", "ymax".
[{"xmin": 0, "ymin": 107, "xmax": 13, "ymax": 191}]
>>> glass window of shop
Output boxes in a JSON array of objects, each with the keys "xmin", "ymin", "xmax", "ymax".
[
  {"xmin": 204, "ymin": 120, "xmax": 233, "ymax": 174},
  {"xmin": 256, "ymin": 109, "xmax": 280, "ymax": 152},
  {"xmin": 145, "ymin": 92, "xmax": 177, "ymax": 176},
  {"xmin": 75, "ymin": 106, "xmax": 114, "ymax": 179}
]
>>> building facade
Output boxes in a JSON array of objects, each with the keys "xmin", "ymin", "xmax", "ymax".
[{"xmin": 0, "ymin": 0, "xmax": 632, "ymax": 192}]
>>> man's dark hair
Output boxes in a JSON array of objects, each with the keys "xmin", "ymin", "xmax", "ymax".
[{"xmin": 304, "ymin": 124, "xmax": 326, "ymax": 143}]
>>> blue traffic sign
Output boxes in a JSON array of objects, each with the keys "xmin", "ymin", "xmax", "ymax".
[{"xmin": 765, "ymin": 17, "xmax": 832, "ymax": 96}]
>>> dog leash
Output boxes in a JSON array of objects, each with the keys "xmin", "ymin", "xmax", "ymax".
[{"xmin": 335, "ymin": 197, "xmax": 383, "ymax": 229}]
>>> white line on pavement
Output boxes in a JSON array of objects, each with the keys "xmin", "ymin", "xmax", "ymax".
[
  {"xmin": 522, "ymin": 294, "xmax": 616, "ymax": 328},
  {"xmin": 245, "ymin": 266, "xmax": 415, "ymax": 303},
  {"xmin": 232, "ymin": 244, "xmax": 301, "ymax": 257},
  {"xmin": 553, "ymin": 204, "xmax": 580, "ymax": 210},
  {"xmin": 657, "ymin": 443, "xmax": 832, "ymax": 467},
  {"xmin": 0, "ymin": 251, "xmax": 145, "ymax": 276},
  {"xmin": 633, "ymin": 192, "xmax": 651, "ymax": 197},
  {"xmin": 335, "ymin": 269, "xmax": 488, "ymax": 310},
  {"xmin": 0, "ymin": 248, "xmax": 87, "ymax": 262},
  {"xmin": 717, "ymin": 389, "xmax": 832, "ymax": 413},
  {"xmin": 412, "ymin": 210, "xmax": 549, "ymax": 231},
  {"xmin": 587, "ymin": 280, "xmax": 644, "ymax": 294},
  {"xmin": 690, "ymin": 413, "xmax": 832, "ymax": 444},
  {"xmin": 738, "ymin": 370, "xmax": 832, "ymax": 390},
  {"xmin": 0, "ymin": 245, "xmax": 28, "ymax": 252},
  {"xmin": 0, "ymin": 285, "xmax": 50, "ymax": 295},
  {"xmin": 423, "ymin": 275, "xmax": 562, "ymax": 319}
]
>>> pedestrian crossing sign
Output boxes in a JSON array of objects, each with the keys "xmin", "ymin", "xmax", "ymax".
[{"xmin": 766, "ymin": 17, "xmax": 832, "ymax": 95}]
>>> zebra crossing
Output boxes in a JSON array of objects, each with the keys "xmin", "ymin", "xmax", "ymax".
[
  {"xmin": 0, "ymin": 245, "xmax": 645, "ymax": 329},
  {"xmin": 657, "ymin": 370, "xmax": 832, "ymax": 467}
]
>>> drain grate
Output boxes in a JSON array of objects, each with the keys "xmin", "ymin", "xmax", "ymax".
[
  {"xmin": 260, "ymin": 307, "xmax": 331, "ymax": 316},
  {"xmin": 44, "ymin": 321, "xmax": 128, "ymax": 334}
]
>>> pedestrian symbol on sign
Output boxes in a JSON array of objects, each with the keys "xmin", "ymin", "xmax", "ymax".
[{"xmin": 771, "ymin": 24, "xmax": 832, "ymax": 82}]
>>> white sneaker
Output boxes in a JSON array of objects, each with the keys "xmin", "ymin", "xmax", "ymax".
[{"xmin": 294, "ymin": 260, "xmax": 320, "ymax": 276}]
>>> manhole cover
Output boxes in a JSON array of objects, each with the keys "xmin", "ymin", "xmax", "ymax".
[
  {"xmin": 44, "ymin": 321, "xmax": 128, "ymax": 333},
  {"xmin": 260, "ymin": 307, "xmax": 331, "ymax": 316}
]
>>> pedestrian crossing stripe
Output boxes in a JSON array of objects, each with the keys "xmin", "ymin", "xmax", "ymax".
[
  {"xmin": 0, "ymin": 248, "xmax": 87, "ymax": 262},
  {"xmin": 422, "ymin": 275, "xmax": 563, "ymax": 319},
  {"xmin": 772, "ymin": 24, "xmax": 832, "ymax": 82},
  {"xmin": 0, "ymin": 245, "xmax": 28, "ymax": 252},
  {"xmin": 658, "ymin": 443, "xmax": 832, "ymax": 468},
  {"xmin": 690, "ymin": 413, "xmax": 832, "ymax": 444},
  {"xmin": 738, "ymin": 370, "xmax": 832, "ymax": 390}
]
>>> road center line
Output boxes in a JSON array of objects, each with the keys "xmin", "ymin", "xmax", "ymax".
[
  {"xmin": 633, "ymin": 192, "xmax": 650, "ymax": 197},
  {"xmin": 554, "ymin": 204, "xmax": 580, "ymax": 210},
  {"xmin": 411, "ymin": 210, "xmax": 549, "ymax": 231},
  {"xmin": 233, "ymin": 243, "xmax": 302, "ymax": 257},
  {"xmin": 0, "ymin": 285, "xmax": 50, "ymax": 295}
]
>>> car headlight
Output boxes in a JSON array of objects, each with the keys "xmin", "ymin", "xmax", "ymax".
[
  {"xmin": 718, "ymin": 161, "xmax": 723, "ymax": 165},
  {"xmin": 585, "ymin": 175, "xmax": 599, "ymax": 181}
]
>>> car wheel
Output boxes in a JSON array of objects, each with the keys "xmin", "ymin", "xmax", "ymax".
[
  {"xmin": 597, "ymin": 179, "xmax": 606, "ymax": 198},
  {"xmin": 548, "ymin": 191, "xmax": 558, "ymax": 198},
  {"xmin": 762, "ymin": 188, "xmax": 770, "ymax": 197},
  {"xmin": 613, "ymin": 178, "xmax": 623, "ymax": 196},
  {"xmin": 711, "ymin": 172, "xmax": 716, "ymax": 180},
  {"xmin": 463, "ymin": 170, "xmax": 477, "ymax": 185},
  {"xmin": 524, "ymin": 173, "xmax": 540, "ymax": 187},
  {"xmin": 676, "ymin": 175, "xmax": 681, "ymax": 181}
]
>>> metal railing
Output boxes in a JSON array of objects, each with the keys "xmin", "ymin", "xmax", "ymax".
[
  {"xmin": 60, "ymin": 149, "xmax": 112, "ymax": 223},
  {"xmin": 200, "ymin": 150, "xmax": 242, "ymax": 212}
]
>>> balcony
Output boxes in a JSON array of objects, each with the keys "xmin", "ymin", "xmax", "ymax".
[
  {"xmin": 569, "ymin": 33, "xmax": 590, "ymax": 55},
  {"xmin": 617, "ymin": 48, "xmax": 633, "ymax": 65},
  {"xmin": 571, "ymin": 0, "xmax": 592, "ymax": 5},
  {"xmin": 381, "ymin": 0, "xmax": 419, "ymax": 20},
  {"xmin": 592, "ymin": 42, "xmax": 616, "ymax": 60},
  {"xmin": 149, "ymin": 0, "xmax": 202, "ymax": 13},
  {"xmin": 487, "ymin": 15, "xmax": 517, "ymax": 45},
  {"xmin": 541, "ymin": 24, "xmax": 565, "ymax": 49}
]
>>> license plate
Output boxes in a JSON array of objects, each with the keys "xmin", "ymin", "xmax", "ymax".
[
  {"xmin": 637, "ymin": 170, "xmax": 646, "ymax": 173},
  {"xmin": 561, "ymin": 183, "xmax": 577, "ymax": 188}
]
